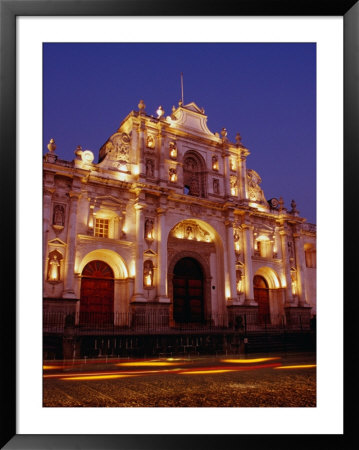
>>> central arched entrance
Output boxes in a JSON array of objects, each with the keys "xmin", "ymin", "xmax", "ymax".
[
  {"xmin": 80, "ymin": 260, "xmax": 114, "ymax": 326},
  {"xmin": 173, "ymin": 257, "xmax": 204, "ymax": 323},
  {"xmin": 254, "ymin": 275, "xmax": 270, "ymax": 324}
]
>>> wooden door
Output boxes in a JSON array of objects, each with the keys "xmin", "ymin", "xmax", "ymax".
[
  {"xmin": 253, "ymin": 275, "xmax": 270, "ymax": 324},
  {"xmin": 173, "ymin": 257, "xmax": 204, "ymax": 323},
  {"xmin": 80, "ymin": 260, "xmax": 114, "ymax": 325}
]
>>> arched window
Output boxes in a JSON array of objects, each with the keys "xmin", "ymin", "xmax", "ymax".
[{"xmin": 183, "ymin": 151, "xmax": 207, "ymax": 197}]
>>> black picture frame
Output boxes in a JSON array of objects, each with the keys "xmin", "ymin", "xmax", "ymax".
[{"xmin": 1, "ymin": 0, "xmax": 357, "ymax": 448}]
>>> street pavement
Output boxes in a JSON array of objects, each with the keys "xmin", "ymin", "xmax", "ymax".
[{"xmin": 43, "ymin": 351, "xmax": 316, "ymax": 407}]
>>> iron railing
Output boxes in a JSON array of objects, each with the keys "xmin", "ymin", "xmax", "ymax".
[{"xmin": 43, "ymin": 310, "xmax": 312, "ymax": 335}]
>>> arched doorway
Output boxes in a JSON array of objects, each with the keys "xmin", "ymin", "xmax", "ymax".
[
  {"xmin": 80, "ymin": 260, "xmax": 114, "ymax": 326},
  {"xmin": 173, "ymin": 257, "xmax": 204, "ymax": 323},
  {"xmin": 254, "ymin": 275, "xmax": 270, "ymax": 324}
]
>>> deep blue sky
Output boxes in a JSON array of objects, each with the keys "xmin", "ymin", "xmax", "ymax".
[{"xmin": 43, "ymin": 43, "xmax": 316, "ymax": 224}]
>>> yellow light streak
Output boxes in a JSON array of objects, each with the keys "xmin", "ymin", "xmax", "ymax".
[
  {"xmin": 116, "ymin": 361, "xmax": 181, "ymax": 367},
  {"xmin": 43, "ymin": 365, "xmax": 62, "ymax": 370},
  {"xmin": 181, "ymin": 369, "xmax": 237, "ymax": 375},
  {"xmin": 61, "ymin": 374, "xmax": 137, "ymax": 381},
  {"xmin": 274, "ymin": 364, "xmax": 316, "ymax": 370},
  {"xmin": 221, "ymin": 357, "xmax": 281, "ymax": 364}
]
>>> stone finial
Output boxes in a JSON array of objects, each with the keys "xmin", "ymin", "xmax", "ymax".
[
  {"xmin": 138, "ymin": 99, "xmax": 146, "ymax": 113},
  {"xmin": 290, "ymin": 199, "xmax": 299, "ymax": 214},
  {"xmin": 235, "ymin": 133, "xmax": 242, "ymax": 146},
  {"xmin": 45, "ymin": 138, "xmax": 58, "ymax": 163},
  {"xmin": 156, "ymin": 105, "xmax": 165, "ymax": 119},
  {"xmin": 47, "ymin": 138, "xmax": 56, "ymax": 153},
  {"xmin": 279, "ymin": 197, "xmax": 284, "ymax": 211},
  {"xmin": 74, "ymin": 145, "xmax": 83, "ymax": 159}
]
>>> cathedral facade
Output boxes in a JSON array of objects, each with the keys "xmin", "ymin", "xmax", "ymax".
[{"xmin": 43, "ymin": 100, "xmax": 316, "ymax": 355}]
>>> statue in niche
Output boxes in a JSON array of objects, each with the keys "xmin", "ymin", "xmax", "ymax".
[
  {"xmin": 143, "ymin": 260, "xmax": 154, "ymax": 287},
  {"xmin": 213, "ymin": 179, "xmax": 219, "ymax": 194},
  {"xmin": 212, "ymin": 156, "xmax": 219, "ymax": 171},
  {"xmin": 288, "ymin": 241, "xmax": 294, "ymax": 260},
  {"xmin": 48, "ymin": 254, "xmax": 61, "ymax": 281},
  {"xmin": 169, "ymin": 168, "xmax": 177, "ymax": 182},
  {"xmin": 145, "ymin": 218, "xmax": 154, "ymax": 240},
  {"xmin": 230, "ymin": 176, "xmax": 237, "ymax": 195},
  {"xmin": 169, "ymin": 141, "xmax": 177, "ymax": 159},
  {"xmin": 53, "ymin": 204, "xmax": 65, "ymax": 226},
  {"xmin": 290, "ymin": 269, "xmax": 297, "ymax": 295},
  {"xmin": 185, "ymin": 226, "xmax": 194, "ymax": 239},
  {"xmin": 236, "ymin": 270, "xmax": 243, "ymax": 293},
  {"xmin": 146, "ymin": 135, "xmax": 155, "ymax": 149},
  {"xmin": 146, "ymin": 159, "xmax": 154, "ymax": 177}
]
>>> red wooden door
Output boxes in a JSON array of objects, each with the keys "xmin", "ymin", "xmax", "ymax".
[
  {"xmin": 253, "ymin": 275, "xmax": 270, "ymax": 324},
  {"xmin": 80, "ymin": 260, "xmax": 114, "ymax": 325},
  {"xmin": 173, "ymin": 257, "xmax": 204, "ymax": 323}
]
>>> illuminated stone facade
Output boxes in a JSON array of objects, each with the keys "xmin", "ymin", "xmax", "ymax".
[{"xmin": 43, "ymin": 100, "xmax": 316, "ymax": 331}]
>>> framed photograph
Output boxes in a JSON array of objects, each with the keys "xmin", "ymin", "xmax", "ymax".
[{"xmin": 1, "ymin": 0, "xmax": 357, "ymax": 448}]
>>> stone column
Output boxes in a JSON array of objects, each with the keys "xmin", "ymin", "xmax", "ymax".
[
  {"xmin": 239, "ymin": 153, "xmax": 248, "ymax": 201},
  {"xmin": 43, "ymin": 187, "xmax": 55, "ymax": 267},
  {"xmin": 158, "ymin": 128, "xmax": 166, "ymax": 186},
  {"xmin": 131, "ymin": 203, "xmax": 146, "ymax": 302},
  {"xmin": 222, "ymin": 150, "xmax": 231, "ymax": 197},
  {"xmin": 137, "ymin": 121, "xmax": 145, "ymax": 178},
  {"xmin": 156, "ymin": 207, "xmax": 170, "ymax": 302},
  {"xmin": 242, "ymin": 224, "xmax": 255, "ymax": 303},
  {"xmin": 225, "ymin": 220, "xmax": 238, "ymax": 302},
  {"xmin": 87, "ymin": 201, "xmax": 94, "ymax": 234},
  {"xmin": 279, "ymin": 228, "xmax": 294, "ymax": 305},
  {"xmin": 63, "ymin": 191, "xmax": 81, "ymax": 298},
  {"xmin": 293, "ymin": 232, "xmax": 308, "ymax": 306}
]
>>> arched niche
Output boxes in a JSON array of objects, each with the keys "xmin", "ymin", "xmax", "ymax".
[{"xmin": 182, "ymin": 150, "xmax": 207, "ymax": 198}]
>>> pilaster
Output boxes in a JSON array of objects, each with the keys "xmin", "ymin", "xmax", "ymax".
[
  {"xmin": 158, "ymin": 127, "xmax": 166, "ymax": 186},
  {"xmin": 222, "ymin": 150, "xmax": 231, "ymax": 198},
  {"xmin": 131, "ymin": 202, "xmax": 146, "ymax": 302},
  {"xmin": 156, "ymin": 206, "xmax": 170, "ymax": 303},
  {"xmin": 242, "ymin": 223, "xmax": 255, "ymax": 304},
  {"xmin": 225, "ymin": 218, "xmax": 239, "ymax": 303},
  {"xmin": 63, "ymin": 191, "xmax": 81, "ymax": 298},
  {"xmin": 43, "ymin": 187, "xmax": 55, "ymax": 264},
  {"xmin": 279, "ymin": 228, "xmax": 294, "ymax": 305},
  {"xmin": 293, "ymin": 231, "xmax": 308, "ymax": 307},
  {"xmin": 239, "ymin": 152, "xmax": 249, "ymax": 201},
  {"xmin": 137, "ymin": 120, "xmax": 146, "ymax": 178}
]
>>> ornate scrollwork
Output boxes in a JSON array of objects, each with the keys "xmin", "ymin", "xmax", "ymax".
[{"xmin": 247, "ymin": 169, "xmax": 266, "ymax": 203}]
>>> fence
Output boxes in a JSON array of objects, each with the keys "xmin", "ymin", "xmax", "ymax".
[{"xmin": 43, "ymin": 310, "xmax": 312, "ymax": 336}]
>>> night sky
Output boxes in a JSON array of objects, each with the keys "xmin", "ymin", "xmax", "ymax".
[{"xmin": 43, "ymin": 43, "xmax": 316, "ymax": 224}]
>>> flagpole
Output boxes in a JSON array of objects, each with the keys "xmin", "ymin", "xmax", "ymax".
[{"xmin": 181, "ymin": 72, "xmax": 184, "ymax": 104}]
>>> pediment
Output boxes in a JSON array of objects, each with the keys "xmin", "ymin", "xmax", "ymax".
[
  {"xmin": 170, "ymin": 102, "xmax": 215, "ymax": 138},
  {"xmin": 94, "ymin": 195, "xmax": 124, "ymax": 208},
  {"xmin": 48, "ymin": 238, "xmax": 66, "ymax": 247},
  {"xmin": 182, "ymin": 102, "xmax": 205, "ymax": 114}
]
